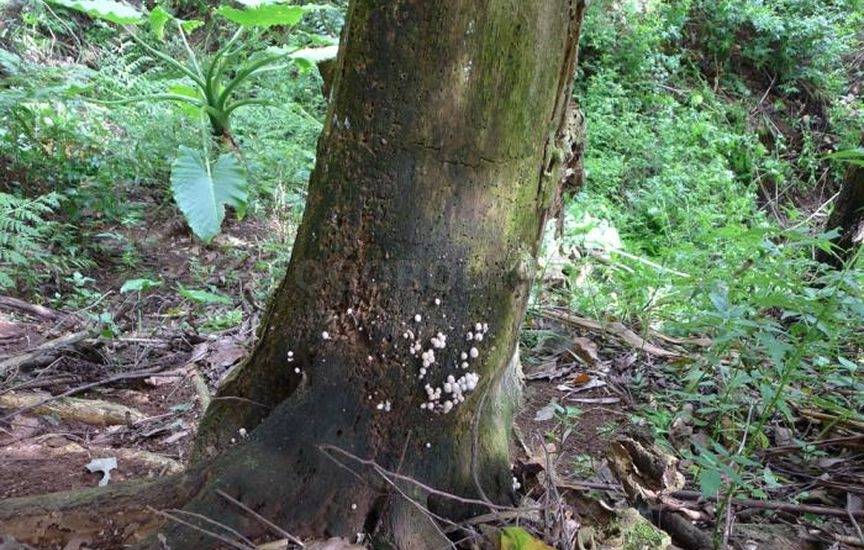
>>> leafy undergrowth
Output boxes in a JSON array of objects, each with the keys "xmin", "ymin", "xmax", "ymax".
[{"xmin": 519, "ymin": 0, "xmax": 864, "ymax": 546}]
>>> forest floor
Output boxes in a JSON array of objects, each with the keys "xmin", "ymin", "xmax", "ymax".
[
  {"xmin": 3, "ymin": 0, "xmax": 863, "ymax": 546},
  {"xmin": 1, "ymin": 209, "xmax": 861, "ymax": 549}
]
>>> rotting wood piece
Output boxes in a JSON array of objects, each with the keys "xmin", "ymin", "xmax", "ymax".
[{"xmin": 0, "ymin": 392, "xmax": 146, "ymax": 426}]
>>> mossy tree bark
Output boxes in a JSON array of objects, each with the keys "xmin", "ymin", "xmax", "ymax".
[
  {"xmin": 0, "ymin": 1, "xmax": 585, "ymax": 547},
  {"xmin": 817, "ymin": 150, "xmax": 864, "ymax": 268}
]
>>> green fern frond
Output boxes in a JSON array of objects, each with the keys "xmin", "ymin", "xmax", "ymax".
[{"xmin": 0, "ymin": 192, "xmax": 61, "ymax": 289}]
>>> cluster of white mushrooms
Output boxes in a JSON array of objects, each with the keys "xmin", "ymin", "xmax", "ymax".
[
  {"xmin": 286, "ymin": 299, "xmax": 491, "ymax": 416},
  {"xmin": 405, "ymin": 300, "xmax": 490, "ymax": 414}
]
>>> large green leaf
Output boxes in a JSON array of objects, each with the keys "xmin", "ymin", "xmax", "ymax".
[
  {"xmin": 827, "ymin": 147, "xmax": 864, "ymax": 167},
  {"xmin": 500, "ymin": 527, "xmax": 554, "ymax": 550},
  {"xmin": 146, "ymin": 7, "xmax": 201, "ymax": 40},
  {"xmin": 216, "ymin": 3, "xmax": 324, "ymax": 28},
  {"xmin": 177, "ymin": 285, "xmax": 232, "ymax": 304},
  {"xmin": 181, "ymin": 19, "xmax": 204, "ymax": 33},
  {"xmin": 289, "ymin": 45, "xmax": 339, "ymax": 71},
  {"xmin": 170, "ymin": 146, "xmax": 248, "ymax": 242},
  {"xmin": 120, "ymin": 278, "xmax": 162, "ymax": 293},
  {"xmin": 167, "ymin": 83, "xmax": 203, "ymax": 118},
  {"xmin": 148, "ymin": 6, "xmax": 172, "ymax": 41},
  {"xmin": 46, "ymin": 0, "xmax": 143, "ymax": 24}
]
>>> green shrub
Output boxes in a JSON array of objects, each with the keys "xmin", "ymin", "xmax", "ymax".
[
  {"xmin": 686, "ymin": 0, "xmax": 863, "ymax": 99},
  {"xmin": 561, "ymin": 0, "xmax": 864, "ymax": 517}
]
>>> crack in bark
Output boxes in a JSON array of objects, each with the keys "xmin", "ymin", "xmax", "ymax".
[
  {"xmin": 534, "ymin": 0, "xmax": 587, "ymax": 209},
  {"xmin": 402, "ymin": 141, "xmax": 528, "ymax": 168}
]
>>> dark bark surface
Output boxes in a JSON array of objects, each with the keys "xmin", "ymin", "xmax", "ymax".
[
  {"xmin": 0, "ymin": 1, "xmax": 586, "ymax": 547},
  {"xmin": 817, "ymin": 156, "xmax": 864, "ymax": 268}
]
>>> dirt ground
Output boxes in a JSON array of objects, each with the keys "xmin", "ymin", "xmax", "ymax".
[{"xmin": 0, "ymin": 305, "xmax": 628, "ymax": 501}]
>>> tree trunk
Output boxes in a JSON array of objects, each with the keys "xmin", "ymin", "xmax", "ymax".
[
  {"xmin": 817, "ymin": 155, "xmax": 864, "ymax": 268},
  {"xmin": 0, "ymin": 1, "xmax": 585, "ymax": 547}
]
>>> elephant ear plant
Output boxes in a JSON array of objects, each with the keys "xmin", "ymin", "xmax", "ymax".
[{"xmin": 48, "ymin": 0, "xmax": 337, "ymax": 242}]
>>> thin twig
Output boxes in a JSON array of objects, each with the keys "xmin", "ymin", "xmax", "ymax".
[
  {"xmin": 169, "ymin": 508, "xmax": 256, "ymax": 548},
  {"xmin": 787, "ymin": 190, "xmax": 842, "ymax": 231},
  {"xmin": 539, "ymin": 308, "xmax": 680, "ymax": 357},
  {"xmin": 849, "ymin": 507, "xmax": 864, "ymax": 545},
  {"xmin": 609, "ymin": 248, "xmax": 691, "ymax": 278},
  {"xmin": 372, "ymin": 465, "xmax": 460, "ymax": 547},
  {"xmin": 750, "ymin": 74, "xmax": 777, "ymax": 114},
  {"xmin": 442, "ymin": 509, "xmax": 540, "ymax": 532},
  {"xmin": 319, "ymin": 444, "xmax": 528, "ymax": 512},
  {"xmin": 216, "ymin": 489, "xmax": 305, "ymax": 547},
  {"xmin": 318, "ymin": 444, "xmax": 462, "ymax": 548},
  {"xmin": 210, "ymin": 395, "xmax": 269, "ymax": 409},
  {"xmin": 796, "ymin": 407, "xmax": 864, "ymax": 430},
  {"xmin": 764, "ymin": 433, "xmax": 864, "ymax": 453},
  {"xmin": 147, "ymin": 507, "xmax": 254, "ymax": 550},
  {"xmin": 722, "ymin": 403, "xmax": 755, "ymax": 548}
]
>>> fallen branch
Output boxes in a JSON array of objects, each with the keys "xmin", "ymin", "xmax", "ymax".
[
  {"xmin": 560, "ymin": 480, "xmax": 864, "ymax": 519},
  {"xmin": 320, "ymin": 445, "xmax": 465, "ymax": 550},
  {"xmin": 765, "ymin": 433, "xmax": 864, "ymax": 453},
  {"xmin": 649, "ymin": 330, "xmax": 712, "ymax": 348},
  {"xmin": 319, "ymin": 444, "xmax": 527, "ymax": 512},
  {"xmin": 110, "ymin": 447, "xmax": 185, "ymax": 474},
  {"xmin": 609, "ymin": 248, "xmax": 691, "ymax": 279},
  {"xmin": 0, "ymin": 330, "xmax": 89, "ymax": 376},
  {"xmin": 151, "ymin": 507, "xmax": 256, "ymax": 549},
  {"xmin": 0, "ymin": 296, "xmax": 60, "ymax": 320},
  {"xmin": 540, "ymin": 308, "xmax": 682, "ymax": 357},
  {"xmin": 441, "ymin": 509, "xmax": 541, "ymax": 533},
  {"xmin": 0, "ymin": 373, "xmax": 78, "ymax": 394},
  {"xmin": 650, "ymin": 509, "xmax": 712, "ymax": 550},
  {"xmin": 0, "ymin": 365, "xmax": 175, "ymax": 424},
  {"xmin": 0, "ymin": 391, "xmax": 146, "ymax": 426},
  {"xmin": 190, "ymin": 367, "xmax": 212, "ymax": 412},
  {"xmin": 835, "ymin": 533, "xmax": 864, "ymax": 548},
  {"xmin": 797, "ymin": 407, "xmax": 864, "ymax": 431}
]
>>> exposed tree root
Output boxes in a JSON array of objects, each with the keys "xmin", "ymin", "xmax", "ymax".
[
  {"xmin": 0, "ymin": 471, "xmax": 203, "ymax": 547},
  {"xmin": 2, "ymin": 441, "xmax": 183, "ymax": 474}
]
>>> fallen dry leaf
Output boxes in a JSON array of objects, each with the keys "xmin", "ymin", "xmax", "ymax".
[
  {"xmin": 207, "ymin": 339, "xmax": 246, "ymax": 369},
  {"xmin": 534, "ymin": 402, "xmax": 558, "ymax": 422},
  {"xmin": 570, "ymin": 337, "xmax": 599, "ymax": 365},
  {"xmin": 305, "ymin": 538, "xmax": 365, "ymax": 550},
  {"xmin": 568, "ymin": 397, "xmax": 620, "ymax": 404},
  {"xmin": 571, "ymin": 372, "xmax": 592, "ymax": 385},
  {"xmin": 85, "ymin": 457, "xmax": 117, "ymax": 487}
]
